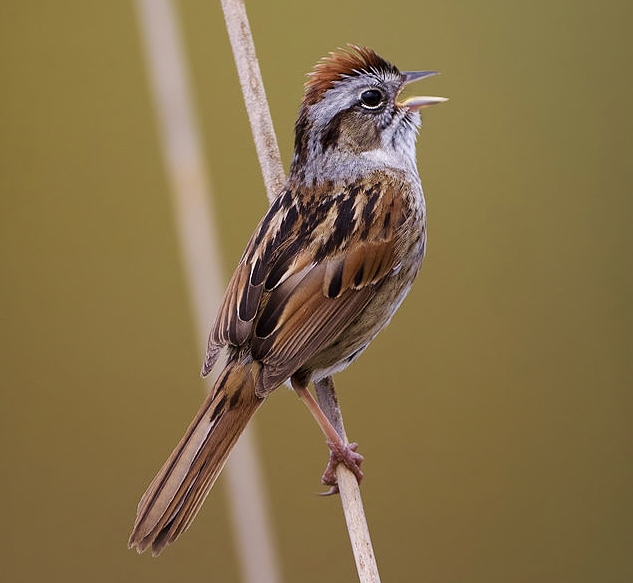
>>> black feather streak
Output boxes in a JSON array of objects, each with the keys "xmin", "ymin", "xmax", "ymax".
[
  {"xmin": 293, "ymin": 107, "xmax": 310, "ymax": 168},
  {"xmin": 254, "ymin": 306, "xmax": 279, "ymax": 340},
  {"xmin": 251, "ymin": 256, "xmax": 265, "ymax": 286},
  {"xmin": 253, "ymin": 190, "xmax": 296, "ymax": 269},
  {"xmin": 238, "ymin": 283, "xmax": 251, "ymax": 320},
  {"xmin": 382, "ymin": 211, "xmax": 391, "ymax": 236},
  {"xmin": 280, "ymin": 204, "xmax": 299, "ymax": 237},
  {"xmin": 265, "ymin": 238, "xmax": 303, "ymax": 290},
  {"xmin": 212, "ymin": 395, "xmax": 227, "ymax": 420},
  {"xmin": 302, "ymin": 201, "xmax": 330, "ymax": 242},
  {"xmin": 361, "ymin": 184, "xmax": 381, "ymax": 238},
  {"xmin": 320, "ymin": 109, "xmax": 345, "ymax": 152},
  {"xmin": 354, "ymin": 264, "xmax": 365, "ymax": 287},
  {"xmin": 313, "ymin": 193, "xmax": 354, "ymax": 262},
  {"xmin": 229, "ymin": 390, "xmax": 241, "ymax": 409},
  {"xmin": 331, "ymin": 194, "xmax": 356, "ymax": 246},
  {"xmin": 327, "ymin": 263, "xmax": 344, "ymax": 298}
]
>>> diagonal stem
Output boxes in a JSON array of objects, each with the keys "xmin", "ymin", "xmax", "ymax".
[
  {"xmin": 314, "ymin": 376, "xmax": 347, "ymax": 439},
  {"xmin": 220, "ymin": 1, "xmax": 381, "ymax": 581},
  {"xmin": 219, "ymin": 0, "xmax": 285, "ymax": 202},
  {"xmin": 315, "ymin": 378, "xmax": 381, "ymax": 583}
]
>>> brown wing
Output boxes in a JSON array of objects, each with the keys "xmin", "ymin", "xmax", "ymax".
[{"xmin": 202, "ymin": 176, "xmax": 411, "ymax": 396}]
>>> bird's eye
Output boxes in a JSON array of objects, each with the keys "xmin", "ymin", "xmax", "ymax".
[{"xmin": 359, "ymin": 88, "xmax": 385, "ymax": 109}]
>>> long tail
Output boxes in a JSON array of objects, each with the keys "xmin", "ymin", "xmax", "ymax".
[{"xmin": 129, "ymin": 362, "xmax": 263, "ymax": 556}]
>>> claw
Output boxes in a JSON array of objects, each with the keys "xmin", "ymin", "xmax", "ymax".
[{"xmin": 319, "ymin": 485, "xmax": 339, "ymax": 496}]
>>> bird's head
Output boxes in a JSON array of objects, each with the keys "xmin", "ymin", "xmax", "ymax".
[{"xmin": 290, "ymin": 45, "xmax": 446, "ymax": 183}]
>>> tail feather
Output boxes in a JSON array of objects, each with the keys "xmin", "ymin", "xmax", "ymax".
[{"xmin": 129, "ymin": 363, "xmax": 263, "ymax": 556}]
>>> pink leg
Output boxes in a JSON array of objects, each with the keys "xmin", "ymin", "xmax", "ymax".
[{"xmin": 292, "ymin": 380, "xmax": 363, "ymax": 493}]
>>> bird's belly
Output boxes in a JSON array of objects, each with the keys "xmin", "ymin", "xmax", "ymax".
[{"xmin": 308, "ymin": 244, "xmax": 424, "ymax": 381}]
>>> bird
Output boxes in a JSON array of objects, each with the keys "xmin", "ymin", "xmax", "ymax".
[{"xmin": 129, "ymin": 45, "xmax": 446, "ymax": 556}]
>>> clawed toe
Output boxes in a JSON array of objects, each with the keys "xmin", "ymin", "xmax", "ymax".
[{"xmin": 320, "ymin": 440, "xmax": 364, "ymax": 492}]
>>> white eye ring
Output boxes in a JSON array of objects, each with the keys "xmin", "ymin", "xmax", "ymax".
[{"xmin": 359, "ymin": 88, "xmax": 385, "ymax": 109}]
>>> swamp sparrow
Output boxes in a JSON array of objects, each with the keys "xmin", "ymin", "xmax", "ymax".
[{"xmin": 129, "ymin": 45, "xmax": 445, "ymax": 555}]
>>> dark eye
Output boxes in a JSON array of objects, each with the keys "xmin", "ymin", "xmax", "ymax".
[{"xmin": 359, "ymin": 88, "xmax": 385, "ymax": 109}]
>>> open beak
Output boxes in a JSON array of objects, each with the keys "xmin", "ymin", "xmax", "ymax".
[{"xmin": 399, "ymin": 70, "xmax": 448, "ymax": 110}]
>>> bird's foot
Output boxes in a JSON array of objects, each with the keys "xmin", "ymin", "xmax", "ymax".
[{"xmin": 320, "ymin": 441, "xmax": 364, "ymax": 496}]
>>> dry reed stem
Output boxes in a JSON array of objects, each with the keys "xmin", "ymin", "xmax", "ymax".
[
  {"xmin": 220, "ymin": 1, "xmax": 381, "ymax": 581},
  {"xmin": 219, "ymin": 0, "xmax": 285, "ymax": 202}
]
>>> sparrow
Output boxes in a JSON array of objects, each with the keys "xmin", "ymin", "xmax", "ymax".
[{"xmin": 129, "ymin": 45, "xmax": 446, "ymax": 555}]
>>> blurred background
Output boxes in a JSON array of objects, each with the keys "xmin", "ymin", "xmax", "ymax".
[{"xmin": 1, "ymin": 1, "xmax": 632, "ymax": 581}]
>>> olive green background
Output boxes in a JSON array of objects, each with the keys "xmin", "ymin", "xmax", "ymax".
[{"xmin": 1, "ymin": 1, "xmax": 631, "ymax": 582}]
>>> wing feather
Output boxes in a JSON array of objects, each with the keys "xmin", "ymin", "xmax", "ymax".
[{"xmin": 202, "ymin": 175, "xmax": 413, "ymax": 394}]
